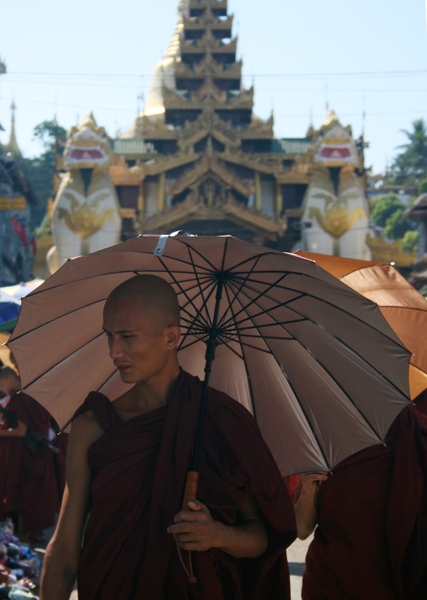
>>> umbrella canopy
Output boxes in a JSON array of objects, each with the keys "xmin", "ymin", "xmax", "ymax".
[
  {"xmin": 8, "ymin": 235, "xmax": 411, "ymax": 475},
  {"xmin": 296, "ymin": 252, "xmax": 427, "ymax": 399},
  {"xmin": 0, "ymin": 290, "xmax": 21, "ymax": 333}
]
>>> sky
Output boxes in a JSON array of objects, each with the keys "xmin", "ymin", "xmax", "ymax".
[{"xmin": 0, "ymin": 0, "xmax": 426, "ymax": 174}]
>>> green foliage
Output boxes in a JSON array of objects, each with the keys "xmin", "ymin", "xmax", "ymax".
[
  {"xmin": 12, "ymin": 120, "xmax": 66, "ymax": 227},
  {"xmin": 392, "ymin": 119, "xmax": 427, "ymax": 187},
  {"xmin": 417, "ymin": 178, "xmax": 427, "ymax": 196},
  {"xmin": 400, "ymin": 230, "xmax": 419, "ymax": 253},
  {"xmin": 371, "ymin": 193, "xmax": 404, "ymax": 227},
  {"xmin": 383, "ymin": 208, "xmax": 412, "ymax": 240}
]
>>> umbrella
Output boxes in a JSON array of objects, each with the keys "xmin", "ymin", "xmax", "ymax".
[
  {"xmin": 296, "ymin": 252, "xmax": 427, "ymax": 399},
  {"xmin": 8, "ymin": 235, "xmax": 411, "ymax": 476},
  {"xmin": 0, "ymin": 290, "xmax": 21, "ymax": 333}
]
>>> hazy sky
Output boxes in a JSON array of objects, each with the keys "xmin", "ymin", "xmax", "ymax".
[{"xmin": 1, "ymin": 0, "xmax": 426, "ymax": 173}]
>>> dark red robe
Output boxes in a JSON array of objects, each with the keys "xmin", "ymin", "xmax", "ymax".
[
  {"xmin": 0, "ymin": 392, "xmax": 59, "ymax": 532},
  {"xmin": 302, "ymin": 403, "xmax": 427, "ymax": 600},
  {"xmin": 76, "ymin": 369, "xmax": 296, "ymax": 600}
]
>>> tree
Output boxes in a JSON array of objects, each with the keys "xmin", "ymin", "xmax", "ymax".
[
  {"xmin": 12, "ymin": 120, "xmax": 66, "ymax": 228},
  {"xmin": 392, "ymin": 119, "xmax": 427, "ymax": 187},
  {"xmin": 401, "ymin": 230, "xmax": 419, "ymax": 253},
  {"xmin": 383, "ymin": 208, "xmax": 412, "ymax": 240},
  {"xmin": 417, "ymin": 178, "xmax": 427, "ymax": 196},
  {"xmin": 370, "ymin": 193, "xmax": 404, "ymax": 227}
]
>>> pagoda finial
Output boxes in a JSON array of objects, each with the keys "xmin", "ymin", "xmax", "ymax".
[
  {"xmin": 322, "ymin": 108, "xmax": 340, "ymax": 129},
  {"xmin": 7, "ymin": 101, "xmax": 20, "ymax": 153}
]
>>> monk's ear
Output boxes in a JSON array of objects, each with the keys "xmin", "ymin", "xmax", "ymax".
[{"xmin": 166, "ymin": 325, "xmax": 181, "ymax": 349}]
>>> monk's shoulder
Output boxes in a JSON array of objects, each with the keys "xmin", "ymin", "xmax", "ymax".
[
  {"xmin": 206, "ymin": 387, "xmax": 259, "ymax": 432},
  {"xmin": 72, "ymin": 408, "xmax": 105, "ymax": 448}
]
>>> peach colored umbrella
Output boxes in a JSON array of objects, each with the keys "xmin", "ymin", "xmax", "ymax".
[
  {"xmin": 8, "ymin": 235, "xmax": 411, "ymax": 476},
  {"xmin": 296, "ymin": 252, "xmax": 427, "ymax": 399}
]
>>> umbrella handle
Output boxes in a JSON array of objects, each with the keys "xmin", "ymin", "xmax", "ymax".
[{"xmin": 182, "ymin": 471, "xmax": 199, "ymax": 510}]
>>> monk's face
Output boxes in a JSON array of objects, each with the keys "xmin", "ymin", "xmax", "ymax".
[
  {"xmin": 103, "ymin": 297, "xmax": 180, "ymax": 385},
  {"xmin": 0, "ymin": 375, "xmax": 18, "ymax": 397}
]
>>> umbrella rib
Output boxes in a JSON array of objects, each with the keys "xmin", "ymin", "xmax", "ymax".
[
  {"xmin": 58, "ymin": 367, "xmax": 118, "ymax": 433},
  {"xmin": 172, "ymin": 238, "xmax": 221, "ymax": 273},
  {"xmin": 156, "ymin": 257, "xmax": 213, "ymax": 328},
  {"xmin": 229, "ymin": 282, "xmax": 392, "ymax": 442},
  {"xmin": 217, "ymin": 256, "xmax": 263, "ymax": 329},
  {"xmin": 21, "ymin": 330, "xmax": 107, "ymax": 389},
  {"xmin": 230, "ymin": 286, "xmax": 332, "ymax": 470},
  {"xmin": 178, "ymin": 337, "xmax": 206, "ymax": 352},
  {"xmin": 219, "ymin": 272, "xmax": 294, "ymax": 329},
  {"xmin": 12, "ymin": 268, "xmax": 213, "ymax": 339},
  {"xmin": 25, "ymin": 262, "xmax": 212, "ymax": 297},
  {"xmin": 228, "ymin": 274, "xmax": 411, "ymax": 352},
  {"xmin": 223, "ymin": 284, "xmax": 258, "ymax": 419}
]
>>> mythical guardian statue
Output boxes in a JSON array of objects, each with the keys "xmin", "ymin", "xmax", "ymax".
[
  {"xmin": 300, "ymin": 110, "xmax": 371, "ymax": 259},
  {"xmin": 47, "ymin": 113, "xmax": 121, "ymax": 274}
]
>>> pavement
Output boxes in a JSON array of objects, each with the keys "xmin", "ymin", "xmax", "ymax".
[{"xmin": 288, "ymin": 535, "xmax": 312, "ymax": 599}]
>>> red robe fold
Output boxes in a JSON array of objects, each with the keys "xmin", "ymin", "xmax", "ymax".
[
  {"xmin": 0, "ymin": 392, "xmax": 59, "ymax": 532},
  {"xmin": 302, "ymin": 403, "xmax": 427, "ymax": 600},
  {"xmin": 76, "ymin": 369, "xmax": 296, "ymax": 600}
]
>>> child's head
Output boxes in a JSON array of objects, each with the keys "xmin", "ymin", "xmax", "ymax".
[{"xmin": 0, "ymin": 366, "xmax": 21, "ymax": 397}]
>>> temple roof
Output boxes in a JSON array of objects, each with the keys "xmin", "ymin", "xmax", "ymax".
[
  {"xmin": 273, "ymin": 138, "xmax": 312, "ymax": 154},
  {"xmin": 405, "ymin": 193, "xmax": 427, "ymax": 220},
  {"xmin": 112, "ymin": 138, "xmax": 156, "ymax": 155}
]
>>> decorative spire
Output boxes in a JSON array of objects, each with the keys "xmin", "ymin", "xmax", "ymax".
[
  {"xmin": 0, "ymin": 60, "xmax": 7, "ymax": 135},
  {"xmin": 7, "ymin": 101, "xmax": 20, "ymax": 153}
]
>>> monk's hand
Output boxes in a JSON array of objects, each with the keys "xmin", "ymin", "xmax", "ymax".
[{"xmin": 167, "ymin": 500, "xmax": 224, "ymax": 552}]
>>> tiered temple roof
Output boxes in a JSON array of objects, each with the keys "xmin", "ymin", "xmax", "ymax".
[{"xmin": 54, "ymin": 0, "xmax": 324, "ymax": 248}]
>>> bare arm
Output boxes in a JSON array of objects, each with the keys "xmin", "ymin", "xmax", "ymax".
[
  {"xmin": 294, "ymin": 471, "xmax": 328, "ymax": 540},
  {"xmin": 0, "ymin": 419, "xmax": 27, "ymax": 437},
  {"xmin": 168, "ymin": 494, "xmax": 268, "ymax": 558},
  {"xmin": 40, "ymin": 412, "xmax": 104, "ymax": 600}
]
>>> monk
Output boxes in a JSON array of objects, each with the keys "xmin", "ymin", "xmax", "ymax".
[
  {"xmin": 0, "ymin": 366, "xmax": 59, "ymax": 541},
  {"xmin": 295, "ymin": 393, "xmax": 427, "ymax": 600},
  {"xmin": 40, "ymin": 275, "xmax": 296, "ymax": 600}
]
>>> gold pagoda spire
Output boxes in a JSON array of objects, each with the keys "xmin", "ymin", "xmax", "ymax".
[
  {"xmin": 142, "ymin": 0, "xmax": 190, "ymax": 118},
  {"xmin": 6, "ymin": 101, "xmax": 20, "ymax": 153}
]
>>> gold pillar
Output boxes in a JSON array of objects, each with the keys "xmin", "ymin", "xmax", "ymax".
[
  {"xmin": 275, "ymin": 181, "xmax": 282, "ymax": 219},
  {"xmin": 157, "ymin": 172, "xmax": 165, "ymax": 213},
  {"xmin": 254, "ymin": 171, "xmax": 261, "ymax": 211},
  {"xmin": 137, "ymin": 180, "xmax": 145, "ymax": 215}
]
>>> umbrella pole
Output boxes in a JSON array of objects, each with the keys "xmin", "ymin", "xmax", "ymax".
[{"xmin": 182, "ymin": 273, "xmax": 226, "ymax": 509}]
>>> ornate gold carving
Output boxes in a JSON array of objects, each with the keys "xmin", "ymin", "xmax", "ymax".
[
  {"xmin": 135, "ymin": 188, "xmax": 287, "ymax": 241},
  {"xmin": 183, "ymin": 12, "xmax": 233, "ymax": 31},
  {"xmin": 308, "ymin": 196, "xmax": 366, "ymax": 239},
  {"xmin": 165, "ymin": 153, "xmax": 254, "ymax": 198},
  {"xmin": 109, "ymin": 157, "xmax": 142, "ymax": 185},
  {"xmin": 57, "ymin": 193, "xmax": 115, "ymax": 239},
  {"xmin": 180, "ymin": 34, "xmax": 237, "ymax": 55}
]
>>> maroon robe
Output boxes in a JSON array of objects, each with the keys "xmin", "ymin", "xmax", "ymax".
[
  {"xmin": 302, "ymin": 403, "xmax": 427, "ymax": 600},
  {"xmin": 0, "ymin": 392, "xmax": 59, "ymax": 532},
  {"xmin": 76, "ymin": 369, "xmax": 296, "ymax": 600}
]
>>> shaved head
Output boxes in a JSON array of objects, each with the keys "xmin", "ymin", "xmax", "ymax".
[
  {"xmin": 105, "ymin": 275, "xmax": 180, "ymax": 331},
  {"xmin": 0, "ymin": 366, "xmax": 19, "ymax": 381}
]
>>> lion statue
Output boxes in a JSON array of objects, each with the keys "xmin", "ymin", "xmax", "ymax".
[
  {"xmin": 300, "ymin": 109, "xmax": 371, "ymax": 259},
  {"xmin": 47, "ymin": 112, "xmax": 122, "ymax": 274}
]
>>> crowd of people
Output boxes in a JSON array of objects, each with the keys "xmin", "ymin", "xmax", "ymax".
[
  {"xmin": 0, "ymin": 274, "xmax": 426, "ymax": 599},
  {"xmin": 0, "ymin": 364, "xmax": 68, "ymax": 544}
]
